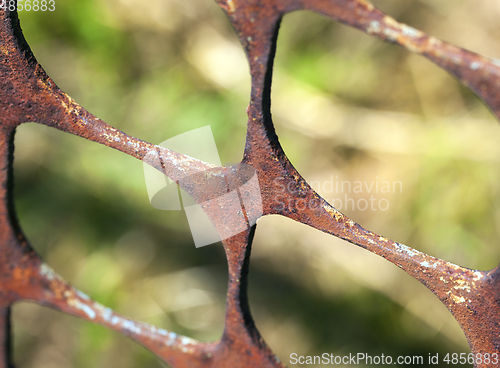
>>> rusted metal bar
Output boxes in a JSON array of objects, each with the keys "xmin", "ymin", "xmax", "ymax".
[
  {"xmin": 0, "ymin": 306, "xmax": 12, "ymax": 368},
  {"xmin": 2, "ymin": 0, "xmax": 500, "ymax": 367}
]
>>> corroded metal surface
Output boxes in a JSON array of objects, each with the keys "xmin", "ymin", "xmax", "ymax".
[{"xmin": 1, "ymin": 0, "xmax": 500, "ymax": 367}]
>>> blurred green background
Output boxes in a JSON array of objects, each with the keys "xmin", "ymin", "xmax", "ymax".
[{"xmin": 10, "ymin": 0, "xmax": 500, "ymax": 367}]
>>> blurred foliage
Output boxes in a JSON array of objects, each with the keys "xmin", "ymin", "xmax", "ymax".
[{"xmin": 9, "ymin": 0, "xmax": 500, "ymax": 367}]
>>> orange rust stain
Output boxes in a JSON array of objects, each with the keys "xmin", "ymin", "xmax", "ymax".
[{"xmin": 12, "ymin": 267, "xmax": 32, "ymax": 282}]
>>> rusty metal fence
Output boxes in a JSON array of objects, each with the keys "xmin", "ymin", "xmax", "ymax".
[{"xmin": 1, "ymin": 0, "xmax": 500, "ymax": 367}]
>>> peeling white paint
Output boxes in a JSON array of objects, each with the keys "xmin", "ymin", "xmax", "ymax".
[
  {"xmin": 453, "ymin": 280, "xmax": 471, "ymax": 292},
  {"xmin": 122, "ymin": 320, "xmax": 142, "ymax": 335},
  {"xmin": 67, "ymin": 299, "xmax": 96, "ymax": 320},
  {"xmin": 420, "ymin": 260, "xmax": 439, "ymax": 268},
  {"xmin": 383, "ymin": 28, "xmax": 399, "ymax": 42},
  {"xmin": 401, "ymin": 25, "xmax": 421, "ymax": 38},
  {"xmin": 450, "ymin": 294, "xmax": 466, "ymax": 304},
  {"xmin": 181, "ymin": 336, "xmax": 194, "ymax": 345},
  {"xmin": 94, "ymin": 304, "xmax": 113, "ymax": 322},
  {"xmin": 394, "ymin": 243, "xmax": 420, "ymax": 257},
  {"xmin": 39, "ymin": 264, "xmax": 57, "ymax": 281},
  {"xmin": 473, "ymin": 271, "xmax": 484, "ymax": 281},
  {"xmin": 102, "ymin": 308, "xmax": 113, "ymax": 322},
  {"xmin": 446, "ymin": 261, "xmax": 463, "ymax": 271},
  {"xmin": 76, "ymin": 290, "xmax": 90, "ymax": 300},
  {"xmin": 366, "ymin": 20, "xmax": 381, "ymax": 35},
  {"xmin": 165, "ymin": 332, "xmax": 178, "ymax": 346},
  {"xmin": 157, "ymin": 328, "xmax": 169, "ymax": 336},
  {"xmin": 323, "ymin": 204, "xmax": 342, "ymax": 221},
  {"xmin": 470, "ymin": 61, "xmax": 481, "ymax": 70},
  {"xmin": 366, "ymin": 238, "xmax": 376, "ymax": 246}
]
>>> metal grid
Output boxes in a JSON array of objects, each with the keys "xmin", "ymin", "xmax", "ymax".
[{"xmin": 1, "ymin": 0, "xmax": 500, "ymax": 367}]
